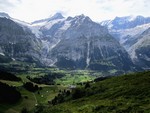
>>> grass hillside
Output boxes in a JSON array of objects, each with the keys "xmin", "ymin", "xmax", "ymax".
[{"xmin": 42, "ymin": 71, "xmax": 150, "ymax": 113}]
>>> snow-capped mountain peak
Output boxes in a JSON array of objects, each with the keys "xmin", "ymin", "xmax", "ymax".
[
  {"xmin": 113, "ymin": 15, "xmax": 136, "ymax": 21},
  {"xmin": 75, "ymin": 14, "xmax": 85, "ymax": 18},
  {"xmin": 128, "ymin": 15, "xmax": 138, "ymax": 21},
  {"xmin": 31, "ymin": 12, "xmax": 64, "ymax": 25},
  {"xmin": 48, "ymin": 12, "xmax": 64, "ymax": 21},
  {"xmin": 113, "ymin": 15, "xmax": 146, "ymax": 23},
  {"xmin": 0, "ymin": 12, "xmax": 139, "ymax": 72},
  {"xmin": 74, "ymin": 14, "xmax": 91, "ymax": 21},
  {"xmin": 100, "ymin": 15, "xmax": 150, "ymax": 30},
  {"xmin": 0, "ymin": 12, "xmax": 10, "ymax": 18}
]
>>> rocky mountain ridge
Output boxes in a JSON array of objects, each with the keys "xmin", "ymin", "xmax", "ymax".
[
  {"xmin": 100, "ymin": 15, "xmax": 150, "ymax": 69},
  {"xmin": 0, "ymin": 12, "xmax": 145, "ymax": 73}
]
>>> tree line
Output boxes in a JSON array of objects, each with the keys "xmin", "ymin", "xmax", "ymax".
[
  {"xmin": 0, "ymin": 70, "xmax": 21, "ymax": 81},
  {"xmin": 0, "ymin": 82, "xmax": 21, "ymax": 104}
]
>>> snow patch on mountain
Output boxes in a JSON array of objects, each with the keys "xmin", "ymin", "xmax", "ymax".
[
  {"xmin": 29, "ymin": 26, "xmax": 43, "ymax": 38},
  {"xmin": 49, "ymin": 39, "xmax": 61, "ymax": 50},
  {"xmin": 86, "ymin": 40, "xmax": 90, "ymax": 67},
  {"xmin": 111, "ymin": 23, "xmax": 150, "ymax": 45},
  {"xmin": 0, "ymin": 52, "xmax": 5, "ymax": 56},
  {"xmin": 59, "ymin": 20, "xmax": 71, "ymax": 30},
  {"xmin": 32, "ymin": 13, "xmax": 64, "ymax": 25},
  {"xmin": 31, "ymin": 21, "xmax": 47, "ymax": 26},
  {"xmin": 128, "ymin": 15, "xmax": 137, "ymax": 21},
  {"xmin": 43, "ymin": 19, "xmax": 65, "ymax": 29},
  {"xmin": 100, "ymin": 15, "xmax": 150, "ymax": 30},
  {"xmin": 48, "ymin": 13, "xmax": 64, "ymax": 20},
  {"xmin": 13, "ymin": 18, "xmax": 30, "ymax": 26}
]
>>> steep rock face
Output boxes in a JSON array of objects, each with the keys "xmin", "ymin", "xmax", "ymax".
[
  {"xmin": 39, "ymin": 14, "xmax": 135, "ymax": 71},
  {"xmin": 0, "ymin": 13, "xmax": 137, "ymax": 72},
  {"xmin": 50, "ymin": 35, "xmax": 135, "ymax": 71},
  {"xmin": 129, "ymin": 28, "xmax": 150, "ymax": 69},
  {"xmin": 0, "ymin": 17, "xmax": 42, "ymax": 64}
]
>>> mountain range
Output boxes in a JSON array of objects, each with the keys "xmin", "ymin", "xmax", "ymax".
[
  {"xmin": 100, "ymin": 15, "xmax": 150, "ymax": 69},
  {"xmin": 0, "ymin": 12, "xmax": 150, "ymax": 74}
]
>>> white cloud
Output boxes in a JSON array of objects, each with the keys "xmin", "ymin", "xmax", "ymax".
[
  {"xmin": 0, "ymin": 0, "xmax": 149, "ymax": 22},
  {"xmin": 0, "ymin": 0, "xmax": 21, "ymax": 12}
]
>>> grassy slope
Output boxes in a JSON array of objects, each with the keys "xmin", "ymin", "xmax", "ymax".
[
  {"xmin": 43, "ymin": 71, "xmax": 150, "ymax": 113},
  {"xmin": 0, "ymin": 67, "xmax": 96, "ymax": 113},
  {"xmin": 0, "ymin": 75, "xmax": 61, "ymax": 113},
  {"xmin": 0, "ymin": 85, "xmax": 60, "ymax": 113}
]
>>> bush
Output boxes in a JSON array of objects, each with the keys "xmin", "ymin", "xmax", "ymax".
[
  {"xmin": 27, "ymin": 72, "xmax": 65, "ymax": 85},
  {"xmin": 72, "ymin": 88, "xmax": 86, "ymax": 99},
  {"xmin": 21, "ymin": 107, "xmax": 28, "ymax": 113},
  {"xmin": 85, "ymin": 82, "xmax": 90, "ymax": 89},
  {"xmin": 0, "ymin": 82, "xmax": 21, "ymax": 104},
  {"xmin": 23, "ymin": 82, "xmax": 39, "ymax": 92},
  {"xmin": 0, "ymin": 70, "xmax": 21, "ymax": 81}
]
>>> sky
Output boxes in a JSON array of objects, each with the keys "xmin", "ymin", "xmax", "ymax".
[{"xmin": 0, "ymin": 0, "xmax": 150, "ymax": 23}]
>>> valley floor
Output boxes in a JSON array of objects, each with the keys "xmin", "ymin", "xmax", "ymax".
[{"xmin": 0, "ymin": 65, "xmax": 150, "ymax": 113}]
